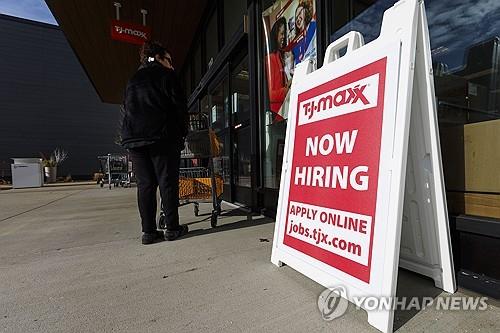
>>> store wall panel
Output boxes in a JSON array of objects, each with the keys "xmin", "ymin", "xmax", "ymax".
[{"xmin": 0, "ymin": 15, "xmax": 122, "ymax": 179}]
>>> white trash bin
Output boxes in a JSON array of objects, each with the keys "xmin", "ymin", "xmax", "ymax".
[{"xmin": 11, "ymin": 158, "xmax": 44, "ymax": 189}]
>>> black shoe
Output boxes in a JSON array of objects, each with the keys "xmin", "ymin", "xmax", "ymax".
[
  {"xmin": 142, "ymin": 230, "xmax": 165, "ymax": 245},
  {"xmin": 165, "ymin": 225, "xmax": 189, "ymax": 241}
]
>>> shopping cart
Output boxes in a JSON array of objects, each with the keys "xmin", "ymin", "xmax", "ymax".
[
  {"xmin": 159, "ymin": 113, "xmax": 223, "ymax": 229},
  {"xmin": 97, "ymin": 154, "xmax": 133, "ymax": 189}
]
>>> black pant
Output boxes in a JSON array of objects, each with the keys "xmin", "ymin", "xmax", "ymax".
[{"xmin": 129, "ymin": 143, "xmax": 180, "ymax": 233}]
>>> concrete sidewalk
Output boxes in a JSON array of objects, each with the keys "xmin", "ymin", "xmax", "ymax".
[{"xmin": 0, "ymin": 184, "xmax": 498, "ymax": 332}]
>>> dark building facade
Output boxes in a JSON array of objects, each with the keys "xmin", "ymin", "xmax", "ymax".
[{"xmin": 0, "ymin": 14, "xmax": 123, "ymax": 179}]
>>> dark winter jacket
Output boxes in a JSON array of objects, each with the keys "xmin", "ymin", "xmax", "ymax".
[{"xmin": 120, "ymin": 61, "xmax": 188, "ymax": 149}]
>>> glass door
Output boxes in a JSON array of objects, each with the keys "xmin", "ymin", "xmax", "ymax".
[
  {"xmin": 230, "ymin": 55, "xmax": 252, "ymax": 204},
  {"xmin": 204, "ymin": 55, "xmax": 251, "ymax": 206},
  {"xmin": 208, "ymin": 69, "xmax": 232, "ymax": 202}
]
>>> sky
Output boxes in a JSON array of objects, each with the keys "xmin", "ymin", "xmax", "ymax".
[
  {"xmin": 332, "ymin": 0, "xmax": 500, "ymax": 73},
  {"xmin": 0, "ymin": 0, "xmax": 57, "ymax": 25}
]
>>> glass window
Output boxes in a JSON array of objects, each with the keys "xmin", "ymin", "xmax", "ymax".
[
  {"xmin": 353, "ymin": 0, "xmax": 376, "ymax": 16},
  {"xmin": 233, "ymin": 126, "xmax": 252, "ymax": 187},
  {"xmin": 193, "ymin": 42, "xmax": 202, "ymax": 88},
  {"xmin": 200, "ymin": 94, "xmax": 210, "ymax": 125},
  {"xmin": 210, "ymin": 79, "xmax": 229, "ymax": 129},
  {"xmin": 330, "ymin": 0, "xmax": 393, "ymax": 44},
  {"xmin": 210, "ymin": 79, "xmax": 231, "ymax": 185},
  {"xmin": 261, "ymin": 0, "xmax": 318, "ymax": 189},
  {"xmin": 330, "ymin": 0, "xmax": 500, "ymax": 219},
  {"xmin": 330, "ymin": 1, "xmax": 350, "ymax": 33},
  {"xmin": 231, "ymin": 56, "xmax": 251, "ymax": 187},
  {"xmin": 231, "ymin": 57, "xmax": 250, "ymax": 126},
  {"xmin": 224, "ymin": 0, "xmax": 247, "ymax": 42},
  {"xmin": 183, "ymin": 65, "xmax": 192, "ymax": 96},
  {"xmin": 206, "ymin": 10, "xmax": 219, "ymax": 71},
  {"xmin": 187, "ymin": 102, "xmax": 203, "ymax": 131}
]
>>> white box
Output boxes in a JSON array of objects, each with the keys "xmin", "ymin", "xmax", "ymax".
[{"xmin": 11, "ymin": 160, "xmax": 43, "ymax": 189}]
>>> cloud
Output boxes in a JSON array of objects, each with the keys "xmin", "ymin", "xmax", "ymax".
[
  {"xmin": 330, "ymin": 0, "xmax": 500, "ymax": 72},
  {"xmin": 0, "ymin": 0, "xmax": 57, "ymax": 25}
]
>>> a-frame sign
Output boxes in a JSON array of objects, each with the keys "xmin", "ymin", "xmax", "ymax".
[{"xmin": 271, "ymin": 0, "xmax": 456, "ymax": 332}]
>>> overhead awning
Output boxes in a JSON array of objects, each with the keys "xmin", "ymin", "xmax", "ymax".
[{"xmin": 45, "ymin": 0, "xmax": 208, "ymax": 104}]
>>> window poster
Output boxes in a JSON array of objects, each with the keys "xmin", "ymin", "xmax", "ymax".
[{"xmin": 262, "ymin": 0, "xmax": 317, "ymax": 122}]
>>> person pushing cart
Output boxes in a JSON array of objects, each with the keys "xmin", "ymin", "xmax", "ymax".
[
  {"xmin": 159, "ymin": 126, "xmax": 223, "ymax": 229},
  {"xmin": 120, "ymin": 40, "xmax": 189, "ymax": 245}
]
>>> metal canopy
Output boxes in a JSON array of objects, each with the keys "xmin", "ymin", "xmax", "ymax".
[{"xmin": 45, "ymin": 0, "xmax": 208, "ymax": 104}]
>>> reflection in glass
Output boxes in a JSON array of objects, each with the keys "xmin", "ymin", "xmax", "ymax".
[
  {"xmin": 193, "ymin": 43, "xmax": 202, "ymax": 86},
  {"xmin": 206, "ymin": 10, "xmax": 219, "ymax": 70},
  {"xmin": 210, "ymin": 80, "xmax": 231, "ymax": 185},
  {"xmin": 330, "ymin": 0, "xmax": 500, "ymax": 217},
  {"xmin": 224, "ymin": 0, "xmax": 247, "ymax": 42},
  {"xmin": 232, "ymin": 56, "xmax": 251, "ymax": 187}
]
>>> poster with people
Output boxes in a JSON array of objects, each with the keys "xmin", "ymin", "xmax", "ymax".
[{"xmin": 262, "ymin": 0, "xmax": 317, "ymax": 122}]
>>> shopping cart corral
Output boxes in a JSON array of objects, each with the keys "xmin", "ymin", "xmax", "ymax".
[
  {"xmin": 159, "ymin": 116, "xmax": 223, "ymax": 229},
  {"xmin": 97, "ymin": 154, "xmax": 133, "ymax": 189}
]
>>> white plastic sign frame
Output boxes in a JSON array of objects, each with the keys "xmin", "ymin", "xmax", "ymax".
[{"xmin": 271, "ymin": 0, "xmax": 456, "ymax": 332}]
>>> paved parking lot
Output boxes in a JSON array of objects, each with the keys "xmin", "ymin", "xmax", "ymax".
[{"xmin": 0, "ymin": 183, "xmax": 499, "ymax": 332}]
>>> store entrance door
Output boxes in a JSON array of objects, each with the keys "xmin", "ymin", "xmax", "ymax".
[
  {"xmin": 230, "ymin": 55, "xmax": 252, "ymax": 205},
  {"xmin": 206, "ymin": 54, "xmax": 251, "ymax": 206},
  {"xmin": 207, "ymin": 69, "xmax": 232, "ymax": 203}
]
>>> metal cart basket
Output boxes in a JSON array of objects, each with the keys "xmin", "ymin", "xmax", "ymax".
[
  {"xmin": 97, "ymin": 154, "xmax": 132, "ymax": 189},
  {"xmin": 159, "ymin": 117, "xmax": 223, "ymax": 229}
]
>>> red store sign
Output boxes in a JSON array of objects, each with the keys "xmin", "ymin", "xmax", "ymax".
[
  {"xmin": 110, "ymin": 20, "xmax": 151, "ymax": 45},
  {"xmin": 283, "ymin": 58, "xmax": 387, "ymax": 283}
]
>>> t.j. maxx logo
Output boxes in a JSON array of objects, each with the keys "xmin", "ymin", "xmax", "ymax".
[
  {"xmin": 114, "ymin": 25, "xmax": 147, "ymax": 39},
  {"xmin": 303, "ymin": 84, "xmax": 369, "ymax": 119},
  {"xmin": 298, "ymin": 73, "xmax": 380, "ymax": 125}
]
